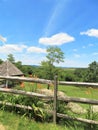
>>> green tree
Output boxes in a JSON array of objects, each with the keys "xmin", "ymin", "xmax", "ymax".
[
  {"xmin": 74, "ymin": 68, "xmax": 87, "ymax": 81},
  {"xmin": 7, "ymin": 54, "xmax": 15, "ymax": 63},
  {"xmin": 85, "ymin": 61, "xmax": 98, "ymax": 82},
  {"xmin": 46, "ymin": 46, "xmax": 64, "ymax": 65},
  {"xmin": 41, "ymin": 60, "xmax": 55, "ymax": 79},
  {"xmin": 41, "ymin": 46, "xmax": 64, "ymax": 80},
  {"xmin": 15, "ymin": 61, "xmax": 23, "ymax": 72},
  {"xmin": 0, "ymin": 59, "xmax": 3, "ymax": 64}
]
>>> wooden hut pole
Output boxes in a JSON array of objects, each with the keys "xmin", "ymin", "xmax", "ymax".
[
  {"xmin": 53, "ymin": 75, "xmax": 58, "ymax": 124},
  {"xmin": 6, "ymin": 60, "xmax": 8, "ymax": 88}
]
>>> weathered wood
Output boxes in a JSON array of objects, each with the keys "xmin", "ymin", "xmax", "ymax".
[
  {"xmin": 0, "ymin": 88, "xmax": 98, "ymax": 105},
  {"xmin": 0, "ymin": 75, "xmax": 98, "ymax": 125},
  {"xmin": 0, "ymin": 88, "xmax": 53, "ymax": 99},
  {"xmin": 57, "ymin": 113, "xmax": 98, "ymax": 125},
  {"xmin": 0, "ymin": 101, "xmax": 98, "ymax": 125},
  {"xmin": 59, "ymin": 81, "xmax": 98, "ymax": 87},
  {"xmin": 59, "ymin": 96, "xmax": 98, "ymax": 105},
  {"xmin": 0, "ymin": 76, "xmax": 52, "ymax": 84},
  {"xmin": 49, "ymin": 111, "xmax": 98, "ymax": 125},
  {"xmin": 0, "ymin": 101, "xmax": 33, "ymax": 110},
  {"xmin": 53, "ymin": 75, "xmax": 58, "ymax": 124},
  {"xmin": 1, "ymin": 76, "xmax": 98, "ymax": 87}
]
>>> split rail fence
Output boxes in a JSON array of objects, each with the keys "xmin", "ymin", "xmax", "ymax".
[{"xmin": 0, "ymin": 76, "xmax": 98, "ymax": 125}]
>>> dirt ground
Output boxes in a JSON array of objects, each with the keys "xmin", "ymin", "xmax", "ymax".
[{"xmin": 0, "ymin": 123, "xmax": 6, "ymax": 130}]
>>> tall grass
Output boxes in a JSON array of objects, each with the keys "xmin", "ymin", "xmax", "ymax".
[
  {"xmin": 10, "ymin": 82, "xmax": 98, "ymax": 129},
  {"xmin": 15, "ymin": 82, "xmax": 98, "ymax": 99},
  {"xmin": 58, "ymin": 85, "xmax": 98, "ymax": 99},
  {"xmin": 0, "ymin": 110, "xmax": 68, "ymax": 130}
]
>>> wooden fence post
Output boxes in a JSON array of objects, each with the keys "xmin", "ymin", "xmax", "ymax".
[{"xmin": 53, "ymin": 75, "xmax": 58, "ymax": 124}]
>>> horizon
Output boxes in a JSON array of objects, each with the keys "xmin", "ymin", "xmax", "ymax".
[{"xmin": 0, "ymin": 0, "xmax": 98, "ymax": 68}]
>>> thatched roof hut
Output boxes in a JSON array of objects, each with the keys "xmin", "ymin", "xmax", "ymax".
[{"xmin": 0, "ymin": 60, "xmax": 23, "ymax": 76}]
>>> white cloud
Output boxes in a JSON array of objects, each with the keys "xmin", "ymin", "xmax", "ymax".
[
  {"xmin": 82, "ymin": 46, "xmax": 86, "ymax": 49},
  {"xmin": 39, "ymin": 32, "xmax": 75, "ymax": 46},
  {"xmin": 0, "ymin": 43, "xmax": 46, "ymax": 54},
  {"xmin": 88, "ymin": 43, "xmax": 94, "ymax": 46},
  {"xmin": 19, "ymin": 54, "xmax": 46, "ymax": 65},
  {"xmin": 92, "ymin": 52, "xmax": 98, "ymax": 56},
  {"xmin": 0, "ymin": 44, "xmax": 27, "ymax": 53},
  {"xmin": 74, "ymin": 54, "xmax": 81, "ymax": 58},
  {"xmin": 73, "ymin": 49, "xmax": 77, "ymax": 52},
  {"xmin": 44, "ymin": 0, "xmax": 67, "ymax": 36},
  {"xmin": 57, "ymin": 59, "xmax": 88, "ymax": 68},
  {"xmin": 27, "ymin": 46, "xmax": 46, "ymax": 53},
  {"xmin": 0, "ymin": 35, "xmax": 7, "ymax": 43},
  {"xmin": 80, "ymin": 29, "xmax": 98, "ymax": 38}
]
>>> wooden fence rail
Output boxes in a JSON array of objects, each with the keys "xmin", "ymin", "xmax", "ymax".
[
  {"xmin": 59, "ymin": 81, "xmax": 98, "ymax": 87},
  {"xmin": 0, "ymin": 88, "xmax": 98, "ymax": 105},
  {"xmin": 0, "ymin": 76, "xmax": 52, "ymax": 84},
  {"xmin": 0, "ymin": 76, "xmax": 98, "ymax": 125},
  {"xmin": 0, "ymin": 88, "xmax": 52, "ymax": 99},
  {"xmin": 1, "ymin": 75, "xmax": 98, "ymax": 87},
  {"xmin": 0, "ymin": 100, "xmax": 98, "ymax": 125},
  {"xmin": 59, "ymin": 96, "xmax": 98, "ymax": 105}
]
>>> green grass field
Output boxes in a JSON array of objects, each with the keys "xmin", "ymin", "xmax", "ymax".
[
  {"xmin": 15, "ymin": 82, "xmax": 98, "ymax": 111},
  {"xmin": 58, "ymin": 85, "xmax": 98, "ymax": 100},
  {"xmin": 1, "ymin": 82, "xmax": 98, "ymax": 130},
  {"xmin": 15, "ymin": 82, "xmax": 98, "ymax": 100},
  {"xmin": 0, "ymin": 110, "xmax": 69, "ymax": 130}
]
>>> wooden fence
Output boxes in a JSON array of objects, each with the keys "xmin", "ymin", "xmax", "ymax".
[{"xmin": 0, "ymin": 75, "xmax": 98, "ymax": 125}]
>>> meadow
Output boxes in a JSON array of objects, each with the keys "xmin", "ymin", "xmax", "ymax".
[
  {"xmin": 0, "ymin": 82, "xmax": 98, "ymax": 130},
  {"xmin": 0, "ymin": 110, "xmax": 66, "ymax": 130},
  {"xmin": 15, "ymin": 82, "xmax": 98, "ymax": 100}
]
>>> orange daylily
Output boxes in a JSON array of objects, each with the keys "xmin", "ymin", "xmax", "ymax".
[{"xmin": 20, "ymin": 82, "xmax": 25, "ymax": 88}]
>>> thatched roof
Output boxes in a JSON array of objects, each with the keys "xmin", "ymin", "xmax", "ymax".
[{"xmin": 0, "ymin": 60, "xmax": 23, "ymax": 76}]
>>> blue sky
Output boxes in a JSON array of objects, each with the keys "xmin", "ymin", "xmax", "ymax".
[{"xmin": 0, "ymin": 0, "xmax": 98, "ymax": 67}]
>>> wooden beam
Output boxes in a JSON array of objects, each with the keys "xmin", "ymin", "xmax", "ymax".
[
  {"xmin": 0, "ymin": 101, "xmax": 33, "ymax": 110},
  {"xmin": 59, "ymin": 96, "xmax": 98, "ymax": 105},
  {"xmin": 0, "ymin": 88, "xmax": 53, "ymax": 99},
  {"xmin": 1, "ymin": 100, "xmax": 98, "ymax": 125},
  {"xmin": 1, "ymin": 76, "xmax": 98, "ymax": 87},
  {"xmin": 57, "ymin": 113, "xmax": 98, "ymax": 125},
  {"xmin": 59, "ymin": 81, "xmax": 98, "ymax": 87},
  {"xmin": 0, "ymin": 88, "xmax": 98, "ymax": 105},
  {"xmin": 0, "ymin": 76, "xmax": 52, "ymax": 84},
  {"xmin": 53, "ymin": 75, "xmax": 58, "ymax": 124}
]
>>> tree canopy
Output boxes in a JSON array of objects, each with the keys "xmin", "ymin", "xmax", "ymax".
[
  {"xmin": 7, "ymin": 54, "xmax": 15, "ymax": 63},
  {"xmin": 46, "ymin": 46, "xmax": 64, "ymax": 65},
  {"xmin": 41, "ymin": 46, "xmax": 64, "ymax": 80}
]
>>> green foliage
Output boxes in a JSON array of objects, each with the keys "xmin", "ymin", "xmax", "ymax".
[
  {"xmin": 46, "ymin": 46, "xmax": 64, "ymax": 65},
  {"xmin": 41, "ymin": 61, "xmax": 55, "ymax": 80},
  {"xmin": 84, "ymin": 105, "xmax": 98, "ymax": 130},
  {"xmin": 0, "ymin": 110, "xmax": 66, "ymax": 130},
  {"xmin": 0, "ymin": 58, "xmax": 3, "ymax": 64},
  {"xmin": 32, "ymin": 103, "xmax": 45, "ymax": 121},
  {"xmin": 3, "ymin": 54, "xmax": 98, "ymax": 82},
  {"xmin": 58, "ymin": 85, "xmax": 98, "ymax": 100},
  {"xmin": 7, "ymin": 53, "xmax": 15, "ymax": 63},
  {"xmin": 85, "ymin": 61, "xmax": 98, "ymax": 82},
  {"xmin": 74, "ymin": 68, "xmax": 87, "ymax": 81},
  {"xmin": 0, "ymin": 85, "xmax": 98, "ymax": 129},
  {"xmin": 0, "ymin": 93, "xmax": 45, "ymax": 121},
  {"xmin": 15, "ymin": 61, "xmax": 23, "ymax": 71},
  {"xmin": 74, "ymin": 61, "xmax": 98, "ymax": 82},
  {"xmin": 41, "ymin": 46, "xmax": 64, "ymax": 80}
]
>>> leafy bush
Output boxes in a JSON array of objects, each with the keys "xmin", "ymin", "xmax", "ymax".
[{"xmin": 0, "ymin": 93, "xmax": 46, "ymax": 121}]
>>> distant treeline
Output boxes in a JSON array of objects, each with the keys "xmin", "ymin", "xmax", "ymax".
[
  {"xmin": 0, "ymin": 54, "xmax": 98, "ymax": 82},
  {"xmin": 16, "ymin": 60, "xmax": 98, "ymax": 82}
]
